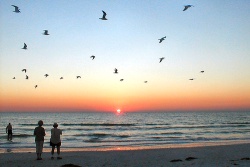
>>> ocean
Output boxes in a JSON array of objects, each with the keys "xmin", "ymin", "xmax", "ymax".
[{"xmin": 0, "ymin": 111, "xmax": 250, "ymax": 151}]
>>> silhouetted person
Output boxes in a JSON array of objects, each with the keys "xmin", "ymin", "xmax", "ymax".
[
  {"xmin": 50, "ymin": 123, "xmax": 62, "ymax": 160},
  {"xmin": 34, "ymin": 120, "xmax": 46, "ymax": 160},
  {"xmin": 6, "ymin": 123, "xmax": 12, "ymax": 141}
]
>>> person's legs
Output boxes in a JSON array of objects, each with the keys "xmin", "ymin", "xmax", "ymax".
[
  {"xmin": 39, "ymin": 141, "xmax": 44, "ymax": 159},
  {"xmin": 35, "ymin": 141, "xmax": 40, "ymax": 160},
  {"xmin": 51, "ymin": 146, "xmax": 55, "ymax": 159},
  {"xmin": 7, "ymin": 130, "xmax": 12, "ymax": 140},
  {"xmin": 57, "ymin": 146, "xmax": 60, "ymax": 156},
  {"xmin": 10, "ymin": 131, "xmax": 12, "ymax": 140},
  {"xmin": 56, "ymin": 143, "xmax": 62, "ymax": 159},
  {"xmin": 36, "ymin": 141, "xmax": 44, "ymax": 160}
]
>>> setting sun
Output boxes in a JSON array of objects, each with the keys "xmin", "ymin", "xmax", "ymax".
[{"xmin": 116, "ymin": 109, "xmax": 121, "ymax": 114}]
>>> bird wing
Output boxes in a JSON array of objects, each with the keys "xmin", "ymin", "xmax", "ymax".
[
  {"xmin": 44, "ymin": 30, "xmax": 49, "ymax": 35},
  {"xmin": 102, "ymin": 10, "xmax": 107, "ymax": 17},
  {"xmin": 24, "ymin": 43, "xmax": 27, "ymax": 47},
  {"xmin": 183, "ymin": 6, "xmax": 188, "ymax": 11}
]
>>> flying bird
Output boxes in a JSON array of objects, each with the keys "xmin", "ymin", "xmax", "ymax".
[
  {"xmin": 159, "ymin": 57, "xmax": 165, "ymax": 63},
  {"xmin": 13, "ymin": 77, "xmax": 16, "ymax": 79},
  {"xmin": 11, "ymin": 5, "xmax": 20, "ymax": 13},
  {"xmin": 22, "ymin": 43, "xmax": 27, "ymax": 50},
  {"xmin": 60, "ymin": 77, "xmax": 63, "ymax": 80},
  {"xmin": 158, "ymin": 36, "xmax": 166, "ymax": 43},
  {"xmin": 200, "ymin": 71, "xmax": 204, "ymax": 73},
  {"xmin": 183, "ymin": 5, "xmax": 194, "ymax": 11},
  {"xmin": 22, "ymin": 69, "xmax": 27, "ymax": 73},
  {"xmin": 26, "ymin": 75, "xmax": 29, "ymax": 80},
  {"xmin": 43, "ymin": 30, "xmax": 49, "ymax": 35},
  {"xmin": 44, "ymin": 74, "xmax": 49, "ymax": 78},
  {"xmin": 90, "ymin": 55, "xmax": 95, "ymax": 60},
  {"xmin": 35, "ymin": 85, "xmax": 38, "ymax": 89},
  {"xmin": 114, "ymin": 68, "xmax": 118, "ymax": 74},
  {"xmin": 76, "ymin": 76, "xmax": 81, "ymax": 79},
  {"xmin": 99, "ymin": 10, "xmax": 108, "ymax": 20},
  {"xmin": 189, "ymin": 78, "xmax": 195, "ymax": 80},
  {"xmin": 144, "ymin": 81, "xmax": 148, "ymax": 83},
  {"xmin": 120, "ymin": 79, "xmax": 124, "ymax": 81}
]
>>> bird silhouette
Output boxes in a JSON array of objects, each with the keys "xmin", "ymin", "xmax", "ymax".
[
  {"xmin": 99, "ymin": 10, "xmax": 108, "ymax": 20},
  {"xmin": 200, "ymin": 71, "xmax": 204, "ymax": 73},
  {"xmin": 159, "ymin": 57, "xmax": 165, "ymax": 63},
  {"xmin": 13, "ymin": 77, "xmax": 16, "ymax": 79},
  {"xmin": 44, "ymin": 74, "xmax": 49, "ymax": 78},
  {"xmin": 60, "ymin": 77, "xmax": 63, "ymax": 80},
  {"xmin": 35, "ymin": 85, "xmax": 38, "ymax": 88},
  {"xmin": 11, "ymin": 5, "xmax": 20, "ymax": 13},
  {"xmin": 90, "ymin": 55, "xmax": 95, "ymax": 60},
  {"xmin": 76, "ymin": 76, "xmax": 81, "ymax": 79},
  {"xmin": 158, "ymin": 36, "xmax": 166, "ymax": 43},
  {"xmin": 183, "ymin": 5, "xmax": 194, "ymax": 11},
  {"xmin": 22, "ymin": 69, "xmax": 27, "ymax": 73},
  {"xmin": 22, "ymin": 43, "xmax": 27, "ymax": 50},
  {"xmin": 26, "ymin": 75, "xmax": 29, "ymax": 80},
  {"xmin": 189, "ymin": 78, "xmax": 195, "ymax": 80},
  {"xmin": 144, "ymin": 81, "xmax": 148, "ymax": 83},
  {"xmin": 43, "ymin": 30, "xmax": 49, "ymax": 35},
  {"xmin": 114, "ymin": 68, "xmax": 118, "ymax": 74},
  {"xmin": 120, "ymin": 79, "xmax": 124, "ymax": 81}
]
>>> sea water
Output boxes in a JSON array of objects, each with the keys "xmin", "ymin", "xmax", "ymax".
[{"xmin": 0, "ymin": 111, "xmax": 250, "ymax": 151}]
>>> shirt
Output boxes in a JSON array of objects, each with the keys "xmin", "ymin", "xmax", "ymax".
[
  {"xmin": 6, "ymin": 124, "xmax": 12, "ymax": 130},
  {"xmin": 34, "ymin": 126, "xmax": 46, "ymax": 141},
  {"xmin": 50, "ymin": 128, "xmax": 62, "ymax": 144}
]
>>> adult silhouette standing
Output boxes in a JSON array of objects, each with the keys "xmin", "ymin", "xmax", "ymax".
[
  {"xmin": 34, "ymin": 120, "xmax": 46, "ymax": 160},
  {"xmin": 6, "ymin": 123, "xmax": 13, "ymax": 140},
  {"xmin": 50, "ymin": 123, "xmax": 63, "ymax": 160}
]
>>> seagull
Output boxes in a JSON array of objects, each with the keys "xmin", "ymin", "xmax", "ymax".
[
  {"xmin": 90, "ymin": 55, "xmax": 95, "ymax": 60},
  {"xmin": 11, "ymin": 5, "xmax": 20, "ymax": 13},
  {"xmin": 183, "ymin": 5, "xmax": 194, "ymax": 11},
  {"xmin": 200, "ymin": 71, "xmax": 204, "ymax": 73},
  {"xmin": 60, "ymin": 77, "xmax": 63, "ymax": 80},
  {"xmin": 13, "ymin": 77, "xmax": 16, "ymax": 79},
  {"xmin": 35, "ymin": 85, "xmax": 38, "ymax": 89},
  {"xmin": 22, "ymin": 69, "xmax": 27, "ymax": 73},
  {"xmin": 44, "ymin": 74, "xmax": 49, "ymax": 78},
  {"xmin": 159, "ymin": 57, "xmax": 165, "ymax": 63},
  {"xmin": 26, "ymin": 75, "xmax": 29, "ymax": 80},
  {"xmin": 158, "ymin": 36, "xmax": 166, "ymax": 43},
  {"xmin": 22, "ymin": 43, "xmax": 27, "ymax": 50},
  {"xmin": 99, "ymin": 10, "xmax": 108, "ymax": 20},
  {"xmin": 43, "ymin": 30, "xmax": 49, "ymax": 35},
  {"xmin": 120, "ymin": 79, "xmax": 124, "ymax": 81},
  {"xmin": 76, "ymin": 76, "xmax": 81, "ymax": 79},
  {"xmin": 189, "ymin": 78, "xmax": 195, "ymax": 80},
  {"xmin": 144, "ymin": 81, "xmax": 148, "ymax": 83},
  {"xmin": 114, "ymin": 68, "xmax": 118, "ymax": 74}
]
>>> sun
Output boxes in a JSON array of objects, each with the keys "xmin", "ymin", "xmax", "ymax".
[{"xmin": 116, "ymin": 109, "xmax": 121, "ymax": 114}]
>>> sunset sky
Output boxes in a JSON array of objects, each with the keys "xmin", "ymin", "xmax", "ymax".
[{"xmin": 0, "ymin": 0, "xmax": 250, "ymax": 112}]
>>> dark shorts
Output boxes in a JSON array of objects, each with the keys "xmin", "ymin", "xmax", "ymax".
[
  {"xmin": 50, "ymin": 141, "xmax": 61, "ymax": 147},
  {"xmin": 8, "ymin": 130, "xmax": 12, "ymax": 135}
]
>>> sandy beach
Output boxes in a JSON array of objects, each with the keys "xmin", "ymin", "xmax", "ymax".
[{"xmin": 0, "ymin": 143, "xmax": 250, "ymax": 167}]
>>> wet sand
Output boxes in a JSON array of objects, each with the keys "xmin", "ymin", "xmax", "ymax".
[{"xmin": 0, "ymin": 143, "xmax": 250, "ymax": 167}]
